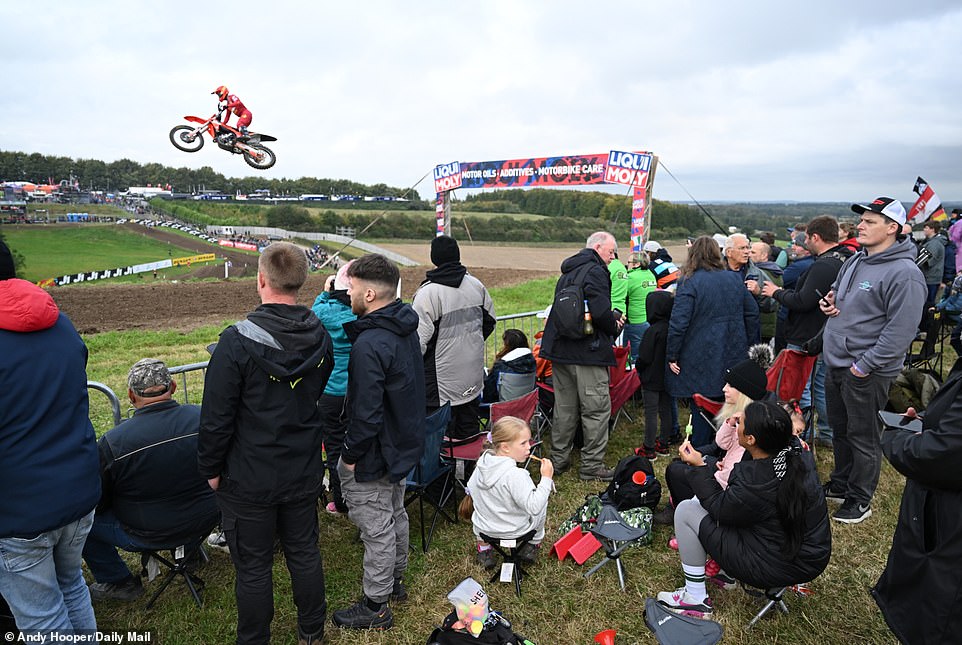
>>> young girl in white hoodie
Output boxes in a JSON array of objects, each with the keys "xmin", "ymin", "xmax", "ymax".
[{"xmin": 459, "ymin": 416, "xmax": 554, "ymax": 569}]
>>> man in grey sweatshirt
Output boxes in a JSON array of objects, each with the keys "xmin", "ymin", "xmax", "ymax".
[{"xmin": 819, "ymin": 197, "xmax": 926, "ymax": 524}]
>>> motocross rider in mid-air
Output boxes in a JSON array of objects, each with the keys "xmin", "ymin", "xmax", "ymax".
[{"xmin": 211, "ymin": 85, "xmax": 253, "ymax": 143}]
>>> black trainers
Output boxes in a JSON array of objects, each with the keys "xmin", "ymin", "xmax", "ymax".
[
  {"xmin": 517, "ymin": 542, "xmax": 540, "ymax": 565},
  {"xmin": 579, "ymin": 466, "xmax": 615, "ymax": 481},
  {"xmin": 476, "ymin": 548, "xmax": 497, "ymax": 570},
  {"xmin": 653, "ymin": 505, "xmax": 675, "ymax": 527},
  {"xmin": 332, "ymin": 598, "xmax": 393, "ymax": 630},
  {"xmin": 390, "ymin": 578, "xmax": 408, "ymax": 603},
  {"xmin": 832, "ymin": 499, "xmax": 872, "ymax": 524},
  {"xmin": 297, "ymin": 625, "xmax": 324, "ymax": 645},
  {"xmin": 89, "ymin": 575, "xmax": 144, "ymax": 602},
  {"xmin": 822, "ymin": 481, "xmax": 845, "ymax": 505}
]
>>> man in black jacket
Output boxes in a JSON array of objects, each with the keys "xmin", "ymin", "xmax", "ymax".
[
  {"xmin": 762, "ymin": 215, "xmax": 850, "ymax": 448},
  {"xmin": 199, "ymin": 242, "xmax": 334, "ymax": 645},
  {"xmin": 332, "ymin": 254, "xmax": 425, "ymax": 631},
  {"xmin": 540, "ymin": 231, "xmax": 624, "ymax": 481},
  {"xmin": 83, "ymin": 358, "xmax": 219, "ymax": 602}
]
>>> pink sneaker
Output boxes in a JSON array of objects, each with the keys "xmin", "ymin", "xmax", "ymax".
[
  {"xmin": 325, "ymin": 502, "xmax": 341, "ymax": 514},
  {"xmin": 668, "ymin": 536, "xmax": 678, "ymax": 550}
]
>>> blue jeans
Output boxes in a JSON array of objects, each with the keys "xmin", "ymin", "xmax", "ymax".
[
  {"xmin": 81, "ymin": 510, "xmax": 150, "ymax": 584},
  {"xmin": 623, "ymin": 322, "xmax": 650, "ymax": 366},
  {"xmin": 0, "ymin": 511, "xmax": 97, "ymax": 635}
]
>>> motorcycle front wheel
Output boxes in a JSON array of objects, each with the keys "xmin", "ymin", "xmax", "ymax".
[
  {"xmin": 244, "ymin": 144, "xmax": 276, "ymax": 170},
  {"xmin": 169, "ymin": 125, "xmax": 205, "ymax": 152}
]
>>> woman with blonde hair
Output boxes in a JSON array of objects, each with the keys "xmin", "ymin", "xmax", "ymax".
[
  {"xmin": 655, "ymin": 358, "xmax": 770, "ymax": 530},
  {"xmin": 458, "ymin": 416, "xmax": 553, "ymax": 569}
]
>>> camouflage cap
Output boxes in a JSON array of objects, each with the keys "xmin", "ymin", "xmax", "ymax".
[{"xmin": 127, "ymin": 358, "xmax": 172, "ymax": 397}]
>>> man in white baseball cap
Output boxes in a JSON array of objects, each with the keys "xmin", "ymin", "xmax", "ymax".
[{"xmin": 819, "ymin": 196, "xmax": 925, "ymax": 525}]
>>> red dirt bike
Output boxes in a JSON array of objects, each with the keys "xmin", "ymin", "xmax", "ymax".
[{"xmin": 169, "ymin": 105, "xmax": 277, "ymax": 170}]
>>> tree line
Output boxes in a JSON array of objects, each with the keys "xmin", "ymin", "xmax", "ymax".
[{"xmin": 0, "ymin": 150, "xmax": 418, "ymax": 201}]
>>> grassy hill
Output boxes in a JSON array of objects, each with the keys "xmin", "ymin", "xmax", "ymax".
[{"xmin": 2, "ymin": 224, "xmax": 211, "ymax": 282}]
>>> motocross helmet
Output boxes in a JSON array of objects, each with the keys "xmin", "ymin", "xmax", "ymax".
[{"xmin": 212, "ymin": 85, "xmax": 229, "ymax": 101}]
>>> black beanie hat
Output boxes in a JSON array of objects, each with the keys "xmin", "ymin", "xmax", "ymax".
[
  {"xmin": 430, "ymin": 235, "xmax": 460, "ymax": 266},
  {"xmin": 725, "ymin": 358, "xmax": 769, "ymax": 401},
  {"xmin": 0, "ymin": 240, "xmax": 15, "ymax": 280}
]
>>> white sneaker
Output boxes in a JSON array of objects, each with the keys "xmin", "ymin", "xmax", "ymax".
[
  {"xmin": 206, "ymin": 529, "xmax": 229, "ymax": 553},
  {"xmin": 656, "ymin": 587, "xmax": 713, "ymax": 618}
]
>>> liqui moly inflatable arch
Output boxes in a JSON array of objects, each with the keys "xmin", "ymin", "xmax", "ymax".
[{"xmin": 432, "ymin": 150, "xmax": 658, "ymax": 251}]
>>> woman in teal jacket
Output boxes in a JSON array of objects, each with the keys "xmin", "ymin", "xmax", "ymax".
[{"xmin": 312, "ymin": 262, "xmax": 358, "ymax": 513}]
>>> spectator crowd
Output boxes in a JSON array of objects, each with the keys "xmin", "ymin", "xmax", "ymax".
[{"xmin": 2, "ymin": 198, "xmax": 962, "ymax": 644}]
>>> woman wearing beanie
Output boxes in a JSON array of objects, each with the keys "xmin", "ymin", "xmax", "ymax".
[{"xmin": 655, "ymin": 358, "xmax": 770, "ymax": 530}]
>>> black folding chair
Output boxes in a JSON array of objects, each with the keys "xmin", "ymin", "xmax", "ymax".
[{"xmin": 405, "ymin": 403, "xmax": 458, "ymax": 552}]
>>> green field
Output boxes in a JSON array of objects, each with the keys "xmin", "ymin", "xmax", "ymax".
[{"xmin": 1, "ymin": 224, "xmax": 217, "ymax": 282}]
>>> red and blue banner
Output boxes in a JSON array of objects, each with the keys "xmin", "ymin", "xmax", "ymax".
[
  {"xmin": 455, "ymin": 153, "xmax": 609, "ymax": 189},
  {"xmin": 434, "ymin": 150, "xmax": 656, "ymax": 248}
]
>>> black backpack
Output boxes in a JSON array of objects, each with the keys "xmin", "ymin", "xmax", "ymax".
[
  {"xmin": 602, "ymin": 454, "xmax": 661, "ymax": 511},
  {"xmin": 550, "ymin": 264, "xmax": 593, "ymax": 340}
]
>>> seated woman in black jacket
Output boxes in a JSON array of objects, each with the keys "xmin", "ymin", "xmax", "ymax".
[
  {"xmin": 657, "ymin": 400, "xmax": 831, "ymax": 618},
  {"xmin": 482, "ymin": 329, "xmax": 536, "ymax": 402}
]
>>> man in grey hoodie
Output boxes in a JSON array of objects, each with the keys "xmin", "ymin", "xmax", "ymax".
[{"xmin": 819, "ymin": 197, "xmax": 926, "ymax": 524}]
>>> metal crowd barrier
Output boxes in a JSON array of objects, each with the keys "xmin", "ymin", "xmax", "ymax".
[{"xmin": 85, "ymin": 310, "xmax": 544, "ymax": 430}]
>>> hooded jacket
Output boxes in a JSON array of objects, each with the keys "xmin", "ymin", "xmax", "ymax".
[
  {"xmin": 483, "ymin": 348, "xmax": 537, "ymax": 402},
  {"xmin": 540, "ymin": 248, "xmax": 620, "ymax": 367},
  {"xmin": 467, "ymin": 451, "xmax": 552, "ymax": 540},
  {"xmin": 0, "ymin": 279, "xmax": 100, "ymax": 538},
  {"xmin": 311, "ymin": 289, "xmax": 357, "ymax": 397},
  {"xmin": 636, "ymin": 290, "xmax": 672, "ymax": 392},
  {"xmin": 922, "ymin": 233, "xmax": 947, "ymax": 285},
  {"xmin": 872, "ymin": 366, "xmax": 962, "ymax": 645},
  {"xmin": 413, "ymin": 265, "xmax": 496, "ymax": 407},
  {"xmin": 822, "ymin": 236, "xmax": 927, "ymax": 377},
  {"xmin": 198, "ymin": 303, "xmax": 334, "ymax": 503},
  {"xmin": 342, "ymin": 299, "xmax": 426, "ymax": 483}
]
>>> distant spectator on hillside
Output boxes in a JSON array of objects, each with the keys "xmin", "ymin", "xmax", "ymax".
[{"xmin": 921, "ymin": 221, "xmax": 946, "ymax": 309}]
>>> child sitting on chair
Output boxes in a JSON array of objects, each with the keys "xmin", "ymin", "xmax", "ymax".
[
  {"xmin": 458, "ymin": 416, "xmax": 553, "ymax": 570},
  {"xmin": 656, "ymin": 401, "xmax": 831, "ymax": 619}
]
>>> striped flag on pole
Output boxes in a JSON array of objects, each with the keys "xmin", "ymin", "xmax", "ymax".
[{"xmin": 907, "ymin": 176, "xmax": 946, "ymax": 224}]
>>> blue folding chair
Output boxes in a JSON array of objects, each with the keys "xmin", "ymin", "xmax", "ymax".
[{"xmin": 405, "ymin": 403, "xmax": 457, "ymax": 552}]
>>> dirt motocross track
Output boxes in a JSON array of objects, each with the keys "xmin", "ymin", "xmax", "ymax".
[{"xmin": 49, "ymin": 226, "xmax": 559, "ymax": 333}]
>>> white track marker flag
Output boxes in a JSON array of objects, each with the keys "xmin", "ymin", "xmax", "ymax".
[{"xmin": 907, "ymin": 176, "xmax": 946, "ymax": 225}]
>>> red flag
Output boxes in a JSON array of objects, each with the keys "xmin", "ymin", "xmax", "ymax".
[{"xmin": 907, "ymin": 176, "xmax": 945, "ymax": 224}]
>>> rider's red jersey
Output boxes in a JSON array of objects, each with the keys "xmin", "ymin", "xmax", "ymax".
[
  {"xmin": 224, "ymin": 94, "xmax": 253, "ymax": 128},
  {"xmin": 225, "ymin": 94, "xmax": 249, "ymax": 117}
]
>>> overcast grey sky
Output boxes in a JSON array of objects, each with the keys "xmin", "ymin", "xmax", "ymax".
[{"xmin": 2, "ymin": 1, "xmax": 959, "ymax": 203}]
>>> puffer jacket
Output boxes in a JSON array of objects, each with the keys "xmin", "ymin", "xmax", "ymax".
[
  {"xmin": 311, "ymin": 289, "xmax": 357, "ymax": 397},
  {"xmin": 691, "ymin": 446, "xmax": 832, "ymax": 589},
  {"xmin": 0, "ymin": 279, "xmax": 100, "ymax": 538}
]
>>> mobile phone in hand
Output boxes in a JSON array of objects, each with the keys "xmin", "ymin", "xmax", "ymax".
[
  {"xmin": 878, "ymin": 411, "xmax": 923, "ymax": 433},
  {"xmin": 815, "ymin": 288, "xmax": 830, "ymax": 308}
]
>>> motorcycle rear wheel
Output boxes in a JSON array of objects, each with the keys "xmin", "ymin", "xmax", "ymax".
[
  {"xmin": 169, "ymin": 125, "xmax": 204, "ymax": 152},
  {"xmin": 244, "ymin": 144, "xmax": 276, "ymax": 170}
]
